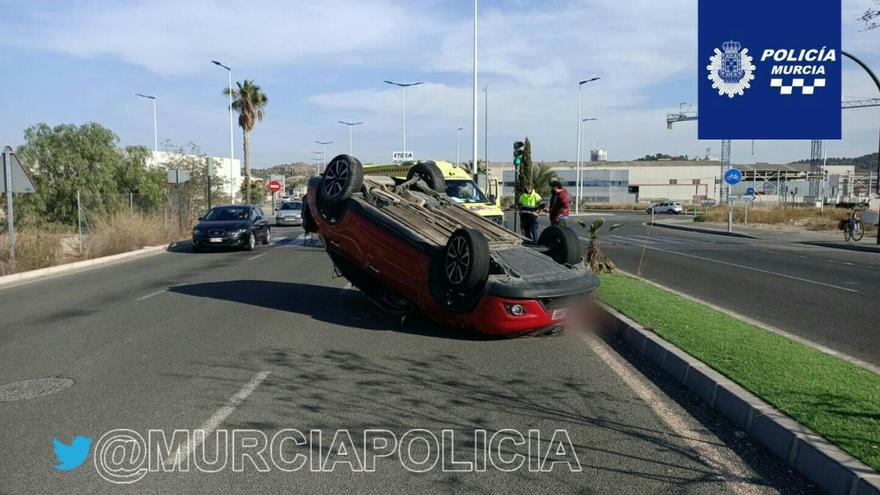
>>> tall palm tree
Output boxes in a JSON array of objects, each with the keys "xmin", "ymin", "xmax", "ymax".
[
  {"xmin": 224, "ymin": 80, "xmax": 268, "ymax": 204},
  {"xmin": 528, "ymin": 162, "xmax": 557, "ymax": 199}
]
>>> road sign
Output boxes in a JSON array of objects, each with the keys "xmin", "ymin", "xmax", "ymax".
[
  {"xmin": 167, "ymin": 169, "xmax": 191, "ymax": 184},
  {"xmin": 267, "ymin": 180, "xmax": 283, "ymax": 193},
  {"xmin": 392, "ymin": 151, "xmax": 414, "ymax": 163},
  {"xmin": 724, "ymin": 168, "xmax": 743, "ymax": 186},
  {"xmin": 745, "ymin": 186, "xmax": 756, "ymax": 195},
  {"xmin": 0, "ymin": 146, "xmax": 36, "ymax": 193}
]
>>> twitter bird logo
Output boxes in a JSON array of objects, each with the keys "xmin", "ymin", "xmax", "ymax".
[{"xmin": 53, "ymin": 436, "xmax": 92, "ymax": 471}]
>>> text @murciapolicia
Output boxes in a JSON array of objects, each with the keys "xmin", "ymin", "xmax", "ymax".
[{"xmin": 92, "ymin": 428, "xmax": 582, "ymax": 483}]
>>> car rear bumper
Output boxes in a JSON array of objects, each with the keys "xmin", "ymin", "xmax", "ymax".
[{"xmin": 276, "ymin": 217, "xmax": 303, "ymax": 226}]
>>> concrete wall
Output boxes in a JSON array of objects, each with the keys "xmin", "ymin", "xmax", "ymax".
[{"xmin": 147, "ymin": 151, "xmax": 243, "ymax": 201}]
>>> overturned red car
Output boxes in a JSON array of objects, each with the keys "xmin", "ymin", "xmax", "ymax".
[{"xmin": 304, "ymin": 155, "xmax": 599, "ymax": 336}]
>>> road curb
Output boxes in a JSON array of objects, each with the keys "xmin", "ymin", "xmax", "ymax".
[
  {"xmin": 647, "ymin": 220, "xmax": 758, "ymax": 239},
  {"xmin": 0, "ymin": 242, "xmax": 179, "ymax": 288},
  {"xmin": 597, "ymin": 302, "xmax": 880, "ymax": 495}
]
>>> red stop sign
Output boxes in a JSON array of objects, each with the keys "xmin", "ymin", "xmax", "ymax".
[{"xmin": 267, "ymin": 180, "xmax": 283, "ymax": 193}]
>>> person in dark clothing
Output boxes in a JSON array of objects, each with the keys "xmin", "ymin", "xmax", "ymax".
[{"xmin": 549, "ymin": 180, "xmax": 570, "ymax": 226}]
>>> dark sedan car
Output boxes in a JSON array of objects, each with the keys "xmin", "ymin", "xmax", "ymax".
[{"xmin": 192, "ymin": 205, "xmax": 271, "ymax": 252}]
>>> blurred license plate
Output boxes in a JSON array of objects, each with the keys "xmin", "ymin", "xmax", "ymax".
[
  {"xmin": 551, "ymin": 309, "xmax": 567, "ymax": 320},
  {"xmin": 209, "ymin": 237, "xmax": 223, "ymax": 243}
]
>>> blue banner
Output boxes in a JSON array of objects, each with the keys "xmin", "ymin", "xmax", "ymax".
[{"xmin": 698, "ymin": 0, "xmax": 841, "ymax": 139}]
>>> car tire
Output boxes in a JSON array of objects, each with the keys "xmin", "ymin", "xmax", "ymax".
[
  {"xmin": 538, "ymin": 225, "xmax": 583, "ymax": 265},
  {"xmin": 244, "ymin": 232, "xmax": 256, "ymax": 251},
  {"xmin": 302, "ymin": 198, "xmax": 317, "ymax": 233},
  {"xmin": 262, "ymin": 229, "xmax": 271, "ymax": 245},
  {"xmin": 319, "ymin": 154, "xmax": 363, "ymax": 206},
  {"xmin": 406, "ymin": 161, "xmax": 446, "ymax": 193},
  {"xmin": 443, "ymin": 228, "xmax": 489, "ymax": 290}
]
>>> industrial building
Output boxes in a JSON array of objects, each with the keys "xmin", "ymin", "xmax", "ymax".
[{"xmin": 494, "ymin": 160, "xmax": 868, "ymax": 205}]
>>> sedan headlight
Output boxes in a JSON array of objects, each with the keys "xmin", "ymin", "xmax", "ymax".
[
  {"xmin": 192, "ymin": 228, "xmax": 202, "ymax": 235},
  {"xmin": 232, "ymin": 228, "xmax": 248, "ymax": 236}
]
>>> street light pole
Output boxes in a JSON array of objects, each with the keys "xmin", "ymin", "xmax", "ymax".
[
  {"xmin": 472, "ymin": 0, "xmax": 479, "ymax": 182},
  {"xmin": 456, "ymin": 127, "xmax": 463, "ymax": 169},
  {"xmin": 384, "ymin": 81, "xmax": 422, "ymax": 155},
  {"xmin": 135, "ymin": 93, "xmax": 158, "ymax": 151},
  {"xmin": 581, "ymin": 117, "xmax": 598, "ymax": 206},
  {"xmin": 316, "ymin": 141, "xmax": 333, "ymax": 171},
  {"xmin": 337, "ymin": 121, "xmax": 363, "ymax": 156},
  {"xmin": 575, "ymin": 77, "xmax": 600, "ymax": 215},
  {"xmin": 483, "ymin": 85, "xmax": 488, "ymax": 190},
  {"xmin": 842, "ymin": 50, "xmax": 880, "ymax": 244},
  {"xmin": 212, "ymin": 60, "xmax": 235, "ymax": 203}
]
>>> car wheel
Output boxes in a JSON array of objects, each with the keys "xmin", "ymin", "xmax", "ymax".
[
  {"xmin": 443, "ymin": 228, "xmax": 489, "ymax": 290},
  {"xmin": 262, "ymin": 229, "xmax": 271, "ymax": 245},
  {"xmin": 319, "ymin": 154, "xmax": 363, "ymax": 206},
  {"xmin": 406, "ymin": 161, "xmax": 446, "ymax": 193},
  {"xmin": 302, "ymin": 198, "xmax": 318, "ymax": 233},
  {"xmin": 538, "ymin": 225, "xmax": 583, "ymax": 265},
  {"xmin": 244, "ymin": 232, "xmax": 256, "ymax": 251}
]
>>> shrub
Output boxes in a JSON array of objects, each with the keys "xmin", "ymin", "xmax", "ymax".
[{"xmin": 86, "ymin": 212, "xmax": 184, "ymax": 258}]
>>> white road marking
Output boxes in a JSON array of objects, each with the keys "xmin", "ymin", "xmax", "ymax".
[
  {"xmin": 167, "ymin": 370, "xmax": 271, "ymax": 467},
  {"xmin": 247, "ymin": 252, "xmax": 268, "ymax": 261},
  {"xmin": 578, "ymin": 333, "xmax": 764, "ymax": 495},
  {"xmin": 135, "ymin": 289, "xmax": 167, "ymax": 301},
  {"xmin": 595, "ymin": 238, "xmax": 859, "ymax": 293}
]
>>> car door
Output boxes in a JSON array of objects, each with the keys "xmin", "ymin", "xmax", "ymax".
[{"xmin": 251, "ymin": 207, "xmax": 267, "ymax": 238}]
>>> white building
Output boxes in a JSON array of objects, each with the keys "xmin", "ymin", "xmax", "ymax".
[
  {"xmin": 146, "ymin": 151, "xmax": 243, "ymax": 201},
  {"xmin": 494, "ymin": 160, "xmax": 859, "ymax": 204}
]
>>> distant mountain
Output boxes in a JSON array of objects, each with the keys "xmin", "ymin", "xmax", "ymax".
[
  {"xmin": 791, "ymin": 152, "xmax": 878, "ymax": 171},
  {"xmin": 252, "ymin": 162, "xmax": 318, "ymax": 180}
]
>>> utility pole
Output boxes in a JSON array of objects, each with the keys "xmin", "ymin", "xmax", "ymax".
[
  {"xmin": 337, "ymin": 121, "xmax": 363, "ymax": 155},
  {"xmin": 211, "ymin": 60, "xmax": 236, "ymax": 204},
  {"xmin": 471, "ymin": 0, "xmax": 479, "ymax": 182},
  {"xmin": 135, "ymin": 93, "xmax": 158, "ymax": 151},
  {"xmin": 483, "ymin": 85, "xmax": 488, "ymax": 190}
]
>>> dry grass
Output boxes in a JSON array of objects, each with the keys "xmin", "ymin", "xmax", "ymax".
[
  {"xmin": 0, "ymin": 230, "xmax": 66, "ymax": 276},
  {"xmin": 702, "ymin": 206, "xmax": 867, "ymax": 232},
  {"xmin": 85, "ymin": 212, "xmax": 185, "ymax": 259}
]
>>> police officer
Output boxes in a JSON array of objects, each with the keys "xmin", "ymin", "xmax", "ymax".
[{"xmin": 518, "ymin": 183, "xmax": 543, "ymax": 243}]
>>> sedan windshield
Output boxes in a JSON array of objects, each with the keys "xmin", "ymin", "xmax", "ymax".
[
  {"xmin": 445, "ymin": 179, "xmax": 488, "ymax": 204},
  {"xmin": 280, "ymin": 202, "xmax": 302, "ymax": 210},
  {"xmin": 204, "ymin": 207, "xmax": 249, "ymax": 221}
]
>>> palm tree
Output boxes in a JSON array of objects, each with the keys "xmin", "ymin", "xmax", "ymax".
[
  {"xmin": 528, "ymin": 162, "xmax": 557, "ymax": 199},
  {"xmin": 225, "ymin": 80, "xmax": 268, "ymax": 204}
]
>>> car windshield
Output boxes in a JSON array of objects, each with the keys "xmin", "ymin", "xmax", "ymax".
[
  {"xmin": 203, "ymin": 207, "xmax": 249, "ymax": 221},
  {"xmin": 444, "ymin": 179, "xmax": 488, "ymax": 204},
  {"xmin": 280, "ymin": 202, "xmax": 302, "ymax": 210}
]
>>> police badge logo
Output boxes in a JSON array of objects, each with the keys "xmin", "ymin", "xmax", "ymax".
[{"xmin": 706, "ymin": 40, "xmax": 756, "ymax": 98}]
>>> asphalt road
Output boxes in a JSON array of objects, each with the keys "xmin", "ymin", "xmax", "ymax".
[
  {"xmin": 0, "ymin": 226, "xmax": 814, "ymax": 493},
  {"xmin": 559, "ymin": 211, "xmax": 880, "ymax": 367}
]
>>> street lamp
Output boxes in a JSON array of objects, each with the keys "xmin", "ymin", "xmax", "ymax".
[
  {"xmin": 472, "ymin": 0, "xmax": 478, "ymax": 181},
  {"xmin": 337, "ymin": 121, "xmax": 363, "ymax": 156},
  {"xmin": 456, "ymin": 127, "xmax": 463, "ymax": 169},
  {"xmin": 384, "ymin": 80, "xmax": 423, "ymax": 155},
  {"xmin": 316, "ymin": 140, "xmax": 333, "ymax": 171},
  {"xmin": 134, "ymin": 93, "xmax": 157, "ymax": 151},
  {"xmin": 211, "ymin": 60, "xmax": 235, "ymax": 203},
  {"xmin": 580, "ymin": 118, "xmax": 599, "ymax": 205},
  {"xmin": 575, "ymin": 76, "xmax": 600, "ymax": 215}
]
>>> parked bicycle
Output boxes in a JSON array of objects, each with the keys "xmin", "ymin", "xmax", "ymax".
[{"xmin": 843, "ymin": 210, "xmax": 864, "ymax": 242}]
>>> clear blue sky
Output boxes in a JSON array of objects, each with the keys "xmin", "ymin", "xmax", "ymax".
[{"xmin": 0, "ymin": 0, "xmax": 878, "ymax": 167}]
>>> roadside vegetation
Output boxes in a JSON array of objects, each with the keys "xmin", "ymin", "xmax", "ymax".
[
  {"xmin": 1, "ymin": 123, "xmax": 228, "ymax": 275},
  {"xmin": 699, "ymin": 205, "xmax": 876, "ymax": 233},
  {"xmin": 597, "ymin": 273, "xmax": 880, "ymax": 471}
]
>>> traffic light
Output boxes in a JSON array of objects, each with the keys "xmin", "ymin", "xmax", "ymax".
[{"xmin": 513, "ymin": 141, "xmax": 524, "ymax": 168}]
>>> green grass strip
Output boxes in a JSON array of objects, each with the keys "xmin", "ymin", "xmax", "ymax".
[{"xmin": 597, "ymin": 272, "xmax": 880, "ymax": 471}]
